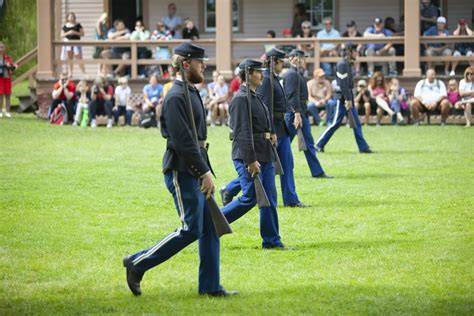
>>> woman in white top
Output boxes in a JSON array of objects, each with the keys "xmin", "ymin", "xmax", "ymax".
[{"xmin": 457, "ymin": 67, "xmax": 474, "ymax": 127}]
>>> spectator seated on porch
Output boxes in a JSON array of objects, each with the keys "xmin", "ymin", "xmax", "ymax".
[
  {"xmin": 387, "ymin": 78, "xmax": 407, "ymax": 125},
  {"xmin": 101, "ymin": 19, "xmax": 131, "ymax": 78},
  {"xmin": 113, "ymin": 76, "xmax": 134, "ymax": 126},
  {"xmin": 89, "ymin": 76, "xmax": 114, "ymax": 128},
  {"xmin": 297, "ymin": 21, "xmax": 315, "ymax": 58},
  {"xmin": 143, "ymin": 74, "xmax": 163, "ymax": 122},
  {"xmin": 353, "ymin": 79, "xmax": 374, "ymax": 126},
  {"xmin": 162, "ymin": 2, "xmax": 183, "ymax": 39},
  {"xmin": 182, "ymin": 18, "xmax": 200, "ymax": 40},
  {"xmin": 452, "ymin": 20, "xmax": 474, "ymax": 75},
  {"xmin": 342, "ymin": 20, "xmax": 363, "ymax": 76},
  {"xmin": 423, "ymin": 16, "xmax": 453, "ymax": 76},
  {"xmin": 410, "ymin": 69, "xmax": 451, "ymax": 125},
  {"xmin": 291, "ymin": 3, "xmax": 309, "ymax": 37},
  {"xmin": 208, "ymin": 74, "xmax": 230, "ymax": 126},
  {"xmin": 49, "ymin": 73, "xmax": 75, "ymax": 123},
  {"xmin": 316, "ymin": 17, "xmax": 341, "ymax": 76},
  {"xmin": 151, "ymin": 22, "xmax": 173, "ymax": 78},
  {"xmin": 306, "ymin": 68, "xmax": 335, "ymax": 126},
  {"xmin": 368, "ymin": 71, "xmax": 397, "ymax": 126},
  {"xmin": 457, "ymin": 67, "xmax": 474, "ymax": 127},
  {"xmin": 363, "ymin": 17, "xmax": 397, "ymax": 77},
  {"xmin": 420, "ymin": 0, "xmax": 439, "ymax": 34},
  {"xmin": 130, "ymin": 18, "xmax": 152, "ymax": 79},
  {"xmin": 72, "ymin": 79, "xmax": 90, "ymax": 126},
  {"xmin": 262, "ymin": 30, "xmax": 276, "ymax": 57},
  {"xmin": 278, "ymin": 28, "xmax": 297, "ymax": 55}
]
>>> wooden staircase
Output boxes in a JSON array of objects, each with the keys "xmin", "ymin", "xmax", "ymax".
[{"xmin": 12, "ymin": 48, "xmax": 38, "ymax": 113}]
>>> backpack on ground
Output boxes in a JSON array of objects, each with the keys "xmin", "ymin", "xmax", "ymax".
[
  {"xmin": 50, "ymin": 103, "xmax": 68, "ymax": 125},
  {"xmin": 139, "ymin": 110, "xmax": 157, "ymax": 128}
]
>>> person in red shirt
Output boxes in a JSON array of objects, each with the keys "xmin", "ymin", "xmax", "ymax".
[
  {"xmin": 89, "ymin": 76, "xmax": 114, "ymax": 128},
  {"xmin": 229, "ymin": 67, "xmax": 241, "ymax": 98},
  {"xmin": 0, "ymin": 42, "xmax": 17, "ymax": 118},
  {"xmin": 50, "ymin": 73, "xmax": 76, "ymax": 123}
]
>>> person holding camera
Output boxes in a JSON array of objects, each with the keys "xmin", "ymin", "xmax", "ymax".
[
  {"xmin": 50, "ymin": 73, "xmax": 76, "ymax": 123},
  {"xmin": 89, "ymin": 76, "xmax": 114, "ymax": 128},
  {"xmin": 0, "ymin": 42, "xmax": 17, "ymax": 118},
  {"xmin": 452, "ymin": 19, "xmax": 474, "ymax": 76}
]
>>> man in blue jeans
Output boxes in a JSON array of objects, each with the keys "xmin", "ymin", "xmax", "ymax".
[
  {"xmin": 306, "ymin": 68, "xmax": 336, "ymax": 126},
  {"xmin": 283, "ymin": 49, "xmax": 332, "ymax": 178}
]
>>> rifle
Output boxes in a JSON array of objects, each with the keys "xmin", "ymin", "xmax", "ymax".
[
  {"xmin": 245, "ymin": 66, "xmax": 271, "ymax": 208},
  {"xmin": 347, "ymin": 105, "xmax": 356, "ymax": 128},
  {"xmin": 295, "ymin": 59, "xmax": 307, "ymax": 151},
  {"xmin": 269, "ymin": 56, "xmax": 284, "ymax": 176},
  {"xmin": 178, "ymin": 62, "xmax": 232, "ymax": 237},
  {"xmin": 270, "ymin": 56, "xmax": 285, "ymax": 176}
]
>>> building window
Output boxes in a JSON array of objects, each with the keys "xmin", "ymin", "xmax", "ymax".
[
  {"xmin": 299, "ymin": 0, "xmax": 335, "ymax": 31},
  {"xmin": 204, "ymin": 0, "xmax": 240, "ymax": 32}
]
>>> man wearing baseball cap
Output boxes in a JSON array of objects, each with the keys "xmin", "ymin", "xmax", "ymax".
[
  {"xmin": 363, "ymin": 17, "xmax": 397, "ymax": 77},
  {"xmin": 423, "ymin": 16, "xmax": 452, "ymax": 76}
]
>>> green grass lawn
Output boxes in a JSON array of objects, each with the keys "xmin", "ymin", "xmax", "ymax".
[{"xmin": 1, "ymin": 115, "xmax": 473, "ymax": 315}]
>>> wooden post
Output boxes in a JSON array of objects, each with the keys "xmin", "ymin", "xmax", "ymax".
[
  {"xmin": 36, "ymin": 0, "xmax": 54, "ymax": 79},
  {"xmin": 403, "ymin": 0, "xmax": 421, "ymax": 76},
  {"xmin": 314, "ymin": 40, "xmax": 320, "ymax": 70},
  {"xmin": 216, "ymin": 0, "xmax": 233, "ymax": 78},
  {"xmin": 131, "ymin": 42, "xmax": 138, "ymax": 79}
]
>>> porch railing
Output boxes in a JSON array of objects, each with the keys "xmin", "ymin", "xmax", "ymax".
[{"xmin": 51, "ymin": 36, "xmax": 474, "ymax": 79}]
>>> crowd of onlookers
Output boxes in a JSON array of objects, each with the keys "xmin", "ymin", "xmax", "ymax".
[
  {"xmin": 46, "ymin": 64, "xmax": 474, "ymax": 128},
  {"xmin": 58, "ymin": 1, "xmax": 473, "ymax": 80},
  {"xmin": 3, "ymin": 1, "xmax": 474, "ymax": 127},
  {"xmin": 62, "ymin": 3, "xmax": 199, "ymax": 79}
]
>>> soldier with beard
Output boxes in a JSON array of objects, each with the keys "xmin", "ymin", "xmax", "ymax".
[{"xmin": 123, "ymin": 43, "xmax": 237, "ymax": 298}]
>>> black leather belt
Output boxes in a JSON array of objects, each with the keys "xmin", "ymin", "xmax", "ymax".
[
  {"xmin": 167, "ymin": 139, "xmax": 207, "ymax": 149},
  {"xmin": 229, "ymin": 132, "xmax": 271, "ymax": 140}
]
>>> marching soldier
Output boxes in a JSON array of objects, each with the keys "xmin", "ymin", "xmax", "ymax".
[
  {"xmin": 283, "ymin": 49, "xmax": 333, "ymax": 178},
  {"xmin": 123, "ymin": 43, "xmax": 237, "ymax": 297},
  {"xmin": 262, "ymin": 48, "xmax": 307, "ymax": 207},
  {"xmin": 220, "ymin": 48, "xmax": 306, "ymax": 207},
  {"xmin": 222, "ymin": 59, "xmax": 292, "ymax": 250},
  {"xmin": 315, "ymin": 48, "xmax": 373, "ymax": 153}
]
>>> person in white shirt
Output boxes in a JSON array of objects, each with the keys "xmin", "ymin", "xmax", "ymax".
[
  {"xmin": 113, "ymin": 77, "xmax": 134, "ymax": 126},
  {"xmin": 162, "ymin": 3, "xmax": 183, "ymax": 39},
  {"xmin": 456, "ymin": 66, "xmax": 474, "ymax": 127},
  {"xmin": 410, "ymin": 69, "xmax": 451, "ymax": 125}
]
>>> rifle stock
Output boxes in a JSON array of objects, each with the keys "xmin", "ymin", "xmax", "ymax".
[
  {"xmin": 272, "ymin": 145, "xmax": 284, "ymax": 175},
  {"xmin": 347, "ymin": 106, "xmax": 356, "ymax": 128},
  {"xmin": 179, "ymin": 63, "xmax": 232, "ymax": 237},
  {"xmin": 269, "ymin": 57, "xmax": 284, "ymax": 176},
  {"xmin": 297, "ymin": 128, "xmax": 307, "ymax": 151},
  {"xmin": 207, "ymin": 195, "xmax": 233, "ymax": 237},
  {"xmin": 253, "ymin": 176, "xmax": 271, "ymax": 208}
]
